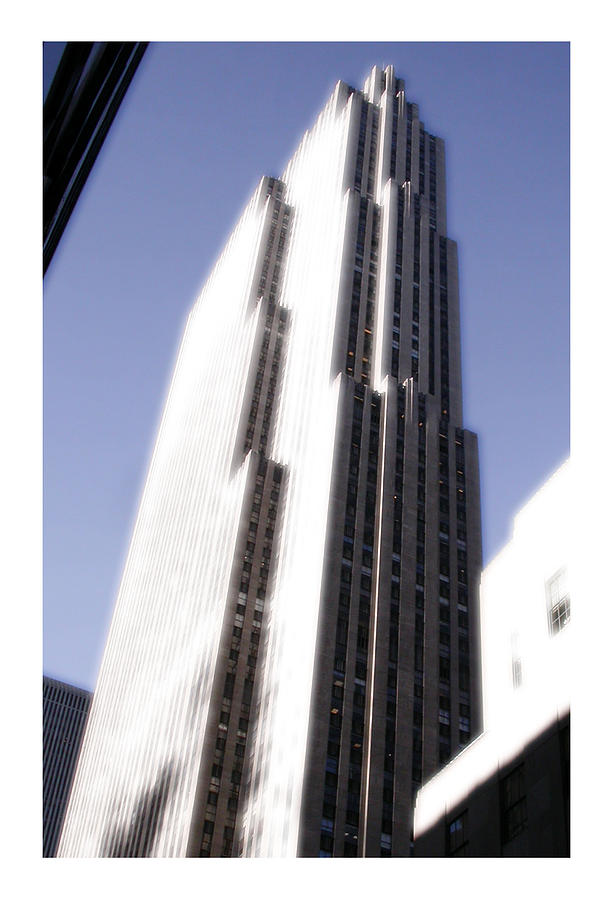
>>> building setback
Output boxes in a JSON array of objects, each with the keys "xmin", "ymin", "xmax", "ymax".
[
  {"xmin": 43, "ymin": 677, "xmax": 92, "ymax": 856},
  {"xmin": 58, "ymin": 64, "xmax": 482, "ymax": 858}
]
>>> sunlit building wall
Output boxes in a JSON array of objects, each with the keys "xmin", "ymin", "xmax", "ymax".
[
  {"xmin": 58, "ymin": 64, "xmax": 482, "ymax": 858},
  {"xmin": 413, "ymin": 461, "xmax": 571, "ymax": 856}
]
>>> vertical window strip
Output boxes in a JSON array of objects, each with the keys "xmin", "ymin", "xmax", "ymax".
[
  {"xmin": 428, "ymin": 230, "xmax": 435, "ymax": 396},
  {"xmin": 439, "ymin": 237, "xmax": 449, "ymax": 418},
  {"xmin": 380, "ymin": 384, "xmax": 404, "ymax": 855},
  {"xmin": 362, "ymin": 203, "xmax": 378, "ymax": 386},
  {"xmin": 346, "ymin": 200, "xmax": 368, "ymax": 377},
  {"xmin": 244, "ymin": 303, "xmax": 287, "ymax": 458},
  {"xmin": 342, "ymin": 393, "xmax": 380, "ymax": 855},
  {"xmin": 200, "ymin": 461, "xmax": 283, "ymax": 857},
  {"xmin": 454, "ymin": 428, "xmax": 470, "ymax": 743},
  {"xmin": 428, "ymin": 134, "xmax": 437, "ymax": 230},
  {"xmin": 354, "ymin": 101, "xmax": 368, "ymax": 193},
  {"xmin": 366, "ymin": 108, "xmax": 379, "ymax": 199},
  {"xmin": 391, "ymin": 188, "xmax": 403, "ymax": 380},
  {"xmin": 389, "ymin": 96, "xmax": 398, "ymax": 179},
  {"xmin": 320, "ymin": 390, "xmax": 364, "ymax": 857},
  {"xmin": 405, "ymin": 107, "xmax": 412, "ymax": 184},
  {"xmin": 418, "ymin": 126, "xmax": 425, "ymax": 196},
  {"xmin": 412, "ymin": 394, "xmax": 427, "ymax": 790},
  {"xmin": 413, "ymin": 201, "xmax": 421, "ymax": 391},
  {"xmin": 438, "ymin": 420, "xmax": 451, "ymax": 765}
]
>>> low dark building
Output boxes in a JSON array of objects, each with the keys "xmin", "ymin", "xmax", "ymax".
[
  {"xmin": 414, "ymin": 712, "xmax": 569, "ymax": 857},
  {"xmin": 413, "ymin": 463, "xmax": 571, "ymax": 857},
  {"xmin": 43, "ymin": 676, "xmax": 92, "ymax": 857}
]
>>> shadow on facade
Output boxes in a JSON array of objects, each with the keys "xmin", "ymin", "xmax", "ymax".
[
  {"xmin": 414, "ymin": 713, "xmax": 570, "ymax": 857},
  {"xmin": 102, "ymin": 761, "xmax": 176, "ymax": 857}
]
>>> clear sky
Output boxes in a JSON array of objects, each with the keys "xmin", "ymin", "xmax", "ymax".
[{"xmin": 43, "ymin": 42, "xmax": 569, "ymax": 692}]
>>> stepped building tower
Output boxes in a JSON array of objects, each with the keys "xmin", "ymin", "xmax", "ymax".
[{"xmin": 58, "ymin": 64, "xmax": 482, "ymax": 858}]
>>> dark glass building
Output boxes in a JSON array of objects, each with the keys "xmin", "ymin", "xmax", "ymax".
[
  {"xmin": 43, "ymin": 676, "xmax": 91, "ymax": 856},
  {"xmin": 43, "ymin": 41, "xmax": 148, "ymax": 274}
]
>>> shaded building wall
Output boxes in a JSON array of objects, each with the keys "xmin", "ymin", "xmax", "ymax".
[
  {"xmin": 43, "ymin": 677, "xmax": 91, "ymax": 856},
  {"xmin": 413, "ymin": 461, "xmax": 571, "ymax": 857},
  {"xmin": 414, "ymin": 712, "xmax": 570, "ymax": 857},
  {"xmin": 293, "ymin": 64, "xmax": 481, "ymax": 858}
]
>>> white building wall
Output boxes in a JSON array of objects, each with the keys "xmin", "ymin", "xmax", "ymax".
[
  {"xmin": 481, "ymin": 460, "xmax": 571, "ymax": 742},
  {"xmin": 414, "ymin": 460, "xmax": 571, "ymax": 838},
  {"xmin": 240, "ymin": 82, "xmax": 353, "ymax": 858},
  {"xmin": 58, "ymin": 183, "xmax": 272, "ymax": 857},
  {"xmin": 60, "ymin": 80, "xmax": 358, "ymax": 858}
]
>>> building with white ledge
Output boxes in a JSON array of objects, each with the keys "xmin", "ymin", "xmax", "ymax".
[{"xmin": 414, "ymin": 460, "xmax": 571, "ymax": 856}]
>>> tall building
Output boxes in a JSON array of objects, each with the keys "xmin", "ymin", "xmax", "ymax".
[
  {"xmin": 58, "ymin": 64, "xmax": 482, "ymax": 858},
  {"xmin": 43, "ymin": 677, "xmax": 92, "ymax": 856},
  {"xmin": 43, "ymin": 42, "xmax": 148, "ymax": 274},
  {"xmin": 413, "ymin": 462, "xmax": 571, "ymax": 856}
]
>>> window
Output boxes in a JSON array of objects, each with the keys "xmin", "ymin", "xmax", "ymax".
[
  {"xmin": 319, "ymin": 833, "xmax": 333, "ymax": 853},
  {"xmin": 500, "ymin": 764, "xmax": 527, "ymax": 843},
  {"xmin": 446, "ymin": 811, "xmax": 468, "ymax": 856},
  {"xmin": 321, "ymin": 817, "xmax": 334, "ymax": 834},
  {"xmin": 510, "ymin": 656, "xmax": 522, "ymax": 688},
  {"xmin": 511, "ymin": 632, "xmax": 522, "ymax": 688},
  {"xmin": 439, "ymin": 656, "xmax": 450, "ymax": 683},
  {"xmin": 547, "ymin": 568, "xmax": 570, "ymax": 635}
]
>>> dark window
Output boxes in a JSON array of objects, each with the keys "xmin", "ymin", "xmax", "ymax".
[
  {"xmin": 500, "ymin": 764, "xmax": 527, "ymax": 844},
  {"xmin": 439, "ymin": 656, "xmax": 450, "ymax": 682},
  {"xmin": 320, "ymin": 833, "xmax": 333, "ymax": 853},
  {"xmin": 447, "ymin": 810, "xmax": 468, "ymax": 856},
  {"xmin": 223, "ymin": 673, "xmax": 235, "ymax": 699}
]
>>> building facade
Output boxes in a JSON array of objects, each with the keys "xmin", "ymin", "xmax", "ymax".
[
  {"xmin": 413, "ymin": 461, "xmax": 571, "ymax": 856},
  {"xmin": 43, "ymin": 676, "xmax": 92, "ymax": 856},
  {"xmin": 43, "ymin": 42, "xmax": 148, "ymax": 274},
  {"xmin": 58, "ymin": 64, "xmax": 482, "ymax": 858}
]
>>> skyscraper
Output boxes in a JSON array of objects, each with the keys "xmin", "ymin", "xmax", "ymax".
[{"xmin": 58, "ymin": 64, "xmax": 482, "ymax": 858}]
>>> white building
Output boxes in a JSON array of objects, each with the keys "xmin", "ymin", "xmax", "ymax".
[{"xmin": 413, "ymin": 460, "xmax": 571, "ymax": 856}]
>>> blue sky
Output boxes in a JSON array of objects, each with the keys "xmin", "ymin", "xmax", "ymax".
[{"xmin": 43, "ymin": 42, "xmax": 569, "ymax": 691}]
